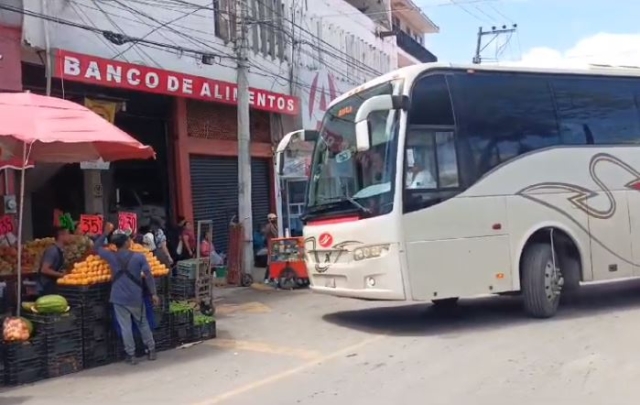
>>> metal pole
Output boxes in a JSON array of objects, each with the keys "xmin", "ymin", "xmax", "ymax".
[
  {"xmin": 473, "ymin": 26, "xmax": 482, "ymax": 64},
  {"xmin": 16, "ymin": 143, "xmax": 27, "ymax": 316},
  {"xmin": 236, "ymin": 0, "xmax": 254, "ymax": 275},
  {"xmin": 43, "ymin": 0, "xmax": 52, "ymax": 96}
]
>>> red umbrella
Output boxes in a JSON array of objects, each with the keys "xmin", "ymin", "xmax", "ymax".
[
  {"xmin": 0, "ymin": 92, "xmax": 154, "ymax": 313},
  {"xmin": 0, "ymin": 92, "xmax": 155, "ymax": 162}
]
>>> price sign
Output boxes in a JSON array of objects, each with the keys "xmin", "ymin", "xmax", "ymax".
[
  {"xmin": 118, "ymin": 212, "xmax": 137, "ymax": 233},
  {"xmin": 79, "ymin": 214, "xmax": 103, "ymax": 235},
  {"xmin": 0, "ymin": 215, "xmax": 14, "ymax": 236}
]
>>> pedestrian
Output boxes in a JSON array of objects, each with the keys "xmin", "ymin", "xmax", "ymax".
[
  {"xmin": 177, "ymin": 219, "xmax": 196, "ymax": 261},
  {"xmin": 36, "ymin": 226, "xmax": 70, "ymax": 296},
  {"xmin": 149, "ymin": 217, "xmax": 173, "ymax": 269},
  {"xmin": 94, "ymin": 223, "xmax": 159, "ymax": 365},
  {"xmin": 262, "ymin": 213, "xmax": 278, "ymax": 283},
  {"xmin": 200, "ymin": 229, "xmax": 224, "ymax": 266}
]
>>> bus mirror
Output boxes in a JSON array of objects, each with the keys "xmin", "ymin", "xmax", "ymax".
[
  {"xmin": 355, "ymin": 120, "xmax": 371, "ymax": 152},
  {"xmin": 274, "ymin": 129, "xmax": 318, "ymax": 176}
]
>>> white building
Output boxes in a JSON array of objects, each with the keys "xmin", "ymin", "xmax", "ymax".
[{"xmin": 278, "ymin": 0, "xmax": 438, "ymax": 235}]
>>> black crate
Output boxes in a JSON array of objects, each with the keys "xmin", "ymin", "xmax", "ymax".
[
  {"xmin": 170, "ymin": 310, "xmax": 194, "ymax": 327},
  {"xmin": 153, "ymin": 326, "xmax": 173, "ymax": 352},
  {"xmin": 170, "ymin": 276, "xmax": 196, "ymax": 300},
  {"xmin": 4, "ymin": 358, "xmax": 46, "ymax": 386},
  {"xmin": 46, "ymin": 351, "xmax": 83, "ymax": 378},
  {"xmin": 4, "ymin": 335, "xmax": 46, "ymax": 363},
  {"xmin": 191, "ymin": 322, "xmax": 216, "ymax": 341},
  {"xmin": 58, "ymin": 285, "xmax": 110, "ymax": 307},
  {"xmin": 25, "ymin": 311, "xmax": 81, "ymax": 337},
  {"xmin": 3, "ymin": 337, "xmax": 47, "ymax": 386},
  {"xmin": 154, "ymin": 276, "xmax": 170, "ymax": 296},
  {"xmin": 79, "ymin": 301, "xmax": 110, "ymax": 322},
  {"xmin": 83, "ymin": 339, "xmax": 111, "ymax": 369},
  {"xmin": 171, "ymin": 322, "xmax": 193, "ymax": 346}
]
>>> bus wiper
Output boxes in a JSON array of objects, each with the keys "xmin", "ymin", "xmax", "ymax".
[{"xmin": 342, "ymin": 195, "xmax": 370, "ymax": 214}]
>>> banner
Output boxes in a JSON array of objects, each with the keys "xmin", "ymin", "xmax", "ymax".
[
  {"xmin": 81, "ymin": 98, "xmax": 116, "ymax": 170},
  {"xmin": 84, "ymin": 98, "xmax": 117, "ymax": 124}
]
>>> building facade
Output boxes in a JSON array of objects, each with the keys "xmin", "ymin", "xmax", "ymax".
[
  {"xmin": 0, "ymin": 0, "xmax": 301, "ymax": 253},
  {"xmin": 277, "ymin": 0, "xmax": 438, "ymax": 235}
]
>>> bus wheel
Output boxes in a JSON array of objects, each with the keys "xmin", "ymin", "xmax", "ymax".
[
  {"xmin": 521, "ymin": 243, "xmax": 562, "ymax": 318},
  {"xmin": 560, "ymin": 254, "xmax": 580, "ymax": 292},
  {"xmin": 431, "ymin": 297, "xmax": 459, "ymax": 309}
]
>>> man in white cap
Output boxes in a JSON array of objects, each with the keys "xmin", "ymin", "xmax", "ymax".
[{"xmin": 262, "ymin": 213, "xmax": 278, "ymax": 283}]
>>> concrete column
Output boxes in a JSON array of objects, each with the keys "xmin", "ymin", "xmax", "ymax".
[{"xmin": 83, "ymin": 170, "xmax": 104, "ymax": 214}]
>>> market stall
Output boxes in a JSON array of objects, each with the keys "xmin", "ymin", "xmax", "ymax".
[{"xmin": 0, "ymin": 93, "xmax": 216, "ymax": 386}]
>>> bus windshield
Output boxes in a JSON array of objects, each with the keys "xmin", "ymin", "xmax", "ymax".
[{"xmin": 306, "ymin": 80, "xmax": 402, "ymax": 219}]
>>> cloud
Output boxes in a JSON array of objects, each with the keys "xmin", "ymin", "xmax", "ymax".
[{"xmin": 502, "ymin": 33, "xmax": 640, "ymax": 69}]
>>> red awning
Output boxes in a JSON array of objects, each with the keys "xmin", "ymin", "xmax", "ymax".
[{"xmin": 0, "ymin": 92, "xmax": 155, "ymax": 163}]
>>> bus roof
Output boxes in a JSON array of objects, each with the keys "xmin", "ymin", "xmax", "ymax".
[{"xmin": 330, "ymin": 62, "xmax": 640, "ymax": 109}]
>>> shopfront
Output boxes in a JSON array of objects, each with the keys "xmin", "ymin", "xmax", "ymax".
[
  {"xmin": 9, "ymin": 48, "xmax": 299, "ymax": 256},
  {"xmin": 20, "ymin": 61, "xmax": 174, "ymax": 239}
]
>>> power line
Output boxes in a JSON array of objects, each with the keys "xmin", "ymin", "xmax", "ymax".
[{"xmin": 0, "ymin": 3, "xmax": 237, "ymax": 60}]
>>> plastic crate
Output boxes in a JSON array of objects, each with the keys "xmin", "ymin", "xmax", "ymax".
[
  {"xmin": 171, "ymin": 323, "xmax": 192, "ymax": 346},
  {"xmin": 25, "ymin": 311, "xmax": 81, "ymax": 336},
  {"xmin": 170, "ymin": 276, "xmax": 196, "ymax": 300},
  {"xmin": 154, "ymin": 276, "xmax": 170, "ymax": 296},
  {"xmin": 170, "ymin": 310, "xmax": 194, "ymax": 327},
  {"xmin": 3, "ymin": 337, "xmax": 47, "ymax": 386},
  {"xmin": 175, "ymin": 259, "xmax": 210, "ymax": 280},
  {"xmin": 46, "ymin": 351, "xmax": 83, "ymax": 378},
  {"xmin": 58, "ymin": 285, "xmax": 110, "ymax": 307},
  {"xmin": 191, "ymin": 322, "xmax": 216, "ymax": 341},
  {"xmin": 83, "ymin": 339, "xmax": 111, "ymax": 369}
]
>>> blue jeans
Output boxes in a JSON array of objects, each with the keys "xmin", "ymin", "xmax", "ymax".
[{"xmin": 113, "ymin": 303, "xmax": 155, "ymax": 356}]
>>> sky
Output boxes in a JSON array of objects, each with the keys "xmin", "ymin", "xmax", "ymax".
[{"xmin": 420, "ymin": 0, "xmax": 640, "ymax": 68}]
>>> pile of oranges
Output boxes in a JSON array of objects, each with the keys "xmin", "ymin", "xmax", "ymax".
[{"xmin": 57, "ymin": 243, "xmax": 170, "ymax": 286}]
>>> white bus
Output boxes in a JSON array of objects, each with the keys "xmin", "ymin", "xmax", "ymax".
[{"xmin": 277, "ymin": 63, "xmax": 640, "ymax": 318}]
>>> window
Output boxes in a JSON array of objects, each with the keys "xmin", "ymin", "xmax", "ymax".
[
  {"xmin": 449, "ymin": 72, "xmax": 560, "ymax": 182},
  {"xmin": 213, "ymin": 0, "xmax": 230, "ymax": 42},
  {"xmin": 409, "ymin": 74, "xmax": 454, "ymax": 126},
  {"xmin": 552, "ymin": 76, "xmax": 640, "ymax": 145},
  {"xmin": 403, "ymin": 74, "xmax": 460, "ymax": 213}
]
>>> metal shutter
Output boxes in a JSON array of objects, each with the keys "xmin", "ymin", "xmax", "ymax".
[
  {"xmin": 250, "ymin": 158, "xmax": 272, "ymax": 233},
  {"xmin": 189, "ymin": 156, "xmax": 272, "ymax": 255}
]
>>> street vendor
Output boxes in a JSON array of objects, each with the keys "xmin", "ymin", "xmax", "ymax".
[
  {"xmin": 36, "ymin": 226, "xmax": 70, "ymax": 296},
  {"xmin": 94, "ymin": 223, "xmax": 160, "ymax": 365}
]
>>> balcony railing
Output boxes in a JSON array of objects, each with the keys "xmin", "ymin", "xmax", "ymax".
[{"xmin": 395, "ymin": 29, "xmax": 437, "ymax": 63}]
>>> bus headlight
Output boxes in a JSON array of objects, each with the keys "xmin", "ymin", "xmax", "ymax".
[{"xmin": 353, "ymin": 244, "xmax": 390, "ymax": 261}]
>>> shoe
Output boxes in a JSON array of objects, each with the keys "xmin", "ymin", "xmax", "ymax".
[
  {"xmin": 148, "ymin": 350, "xmax": 157, "ymax": 361},
  {"xmin": 125, "ymin": 355, "xmax": 138, "ymax": 365}
]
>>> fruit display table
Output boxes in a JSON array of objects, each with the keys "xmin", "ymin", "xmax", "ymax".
[{"xmin": 0, "ymin": 243, "xmax": 216, "ymax": 387}]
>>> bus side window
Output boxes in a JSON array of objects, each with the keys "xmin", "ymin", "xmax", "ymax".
[
  {"xmin": 449, "ymin": 72, "xmax": 560, "ymax": 182},
  {"xmin": 552, "ymin": 77, "xmax": 640, "ymax": 145}
]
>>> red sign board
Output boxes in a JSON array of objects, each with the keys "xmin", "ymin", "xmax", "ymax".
[
  {"xmin": 118, "ymin": 212, "xmax": 137, "ymax": 233},
  {"xmin": 0, "ymin": 216, "xmax": 14, "ymax": 236},
  {"xmin": 79, "ymin": 214, "xmax": 103, "ymax": 235},
  {"xmin": 55, "ymin": 50, "xmax": 300, "ymax": 116}
]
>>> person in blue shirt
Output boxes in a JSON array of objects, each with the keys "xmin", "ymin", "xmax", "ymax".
[{"xmin": 94, "ymin": 223, "xmax": 159, "ymax": 365}]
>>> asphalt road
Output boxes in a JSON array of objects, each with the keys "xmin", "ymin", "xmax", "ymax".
[{"xmin": 5, "ymin": 279, "xmax": 640, "ymax": 405}]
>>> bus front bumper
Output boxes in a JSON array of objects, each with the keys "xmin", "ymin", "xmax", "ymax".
[{"xmin": 307, "ymin": 245, "xmax": 406, "ymax": 301}]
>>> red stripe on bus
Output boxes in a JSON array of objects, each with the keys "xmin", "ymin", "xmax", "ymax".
[{"xmin": 307, "ymin": 216, "xmax": 359, "ymax": 226}]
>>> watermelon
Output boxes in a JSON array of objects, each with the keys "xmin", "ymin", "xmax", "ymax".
[
  {"xmin": 21, "ymin": 302, "xmax": 36, "ymax": 313},
  {"xmin": 35, "ymin": 295, "xmax": 69, "ymax": 314}
]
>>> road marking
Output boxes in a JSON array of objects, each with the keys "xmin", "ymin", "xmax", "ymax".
[
  {"xmin": 191, "ymin": 333, "xmax": 387, "ymax": 405},
  {"xmin": 203, "ymin": 339, "xmax": 322, "ymax": 361},
  {"xmin": 250, "ymin": 283, "xmax": 275, "ymax": 291},
  {"xmin": 215, "ymin": 302, "xmax": 271, "ymax": 316}
]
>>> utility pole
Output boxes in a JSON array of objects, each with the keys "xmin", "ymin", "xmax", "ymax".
[
  {"xmin": 473, "ymin": 24, "xmax": 517, "ymax": 64},
  {"xmin": 236, "ymin": 0, "xmax": 254, "ymax": 275}
]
